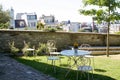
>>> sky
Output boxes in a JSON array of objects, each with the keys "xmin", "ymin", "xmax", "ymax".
[{"xmin": 0, "ymin": 0, "xmax": 93, "ymax": 22}]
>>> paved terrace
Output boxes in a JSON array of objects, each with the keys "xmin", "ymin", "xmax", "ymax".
[{"xmin": 0, "ymin": 53, "xmax": 57, "ymax": 80}]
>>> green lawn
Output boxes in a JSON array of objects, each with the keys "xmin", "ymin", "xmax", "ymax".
[{"xmin": 14, "ymin": 55, "xmax": 120, "ymax": 80}]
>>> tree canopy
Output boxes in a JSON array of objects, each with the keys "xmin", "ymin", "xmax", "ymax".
[
  {"xmin": 79, "ymin": 0, "xmax": 120, "ymax": 23},
  {"xmin": 0, "ymin": 5, "xmax": 10, "ymax": 29}
]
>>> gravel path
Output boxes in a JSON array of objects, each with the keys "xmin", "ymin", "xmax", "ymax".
[{"xmin": 0, "ymin": 53, "xmax": 58, "ymax": 80}]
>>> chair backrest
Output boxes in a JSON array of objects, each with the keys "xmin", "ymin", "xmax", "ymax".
[
  {"xmin": 77, "ymin": 56, "xmax": 91, "ymax": 67},
  {"xmin": 47, "ymin": 40, "xmax": 57, "ymax": 52},
  {"xmin": 23, "ymin": 41, "xmax": 30, "ymax": 48},
  {"xmin": 80, "ymin": 44, "xmax": 91, "ymax": 47},
  {"xmin": 80, "ymin": 44, "xmax": 91, "ymax": 51},
  {"xmin": 47, "ymin": 40, "xmax": 56, "ymax": 47}
]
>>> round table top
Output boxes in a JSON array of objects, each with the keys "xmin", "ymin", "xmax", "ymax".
[{"xmin": 60, "ymin": 50, "xmax": 91, "ymax": 56}]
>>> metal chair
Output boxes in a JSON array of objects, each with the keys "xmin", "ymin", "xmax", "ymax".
[
  {"xmin": 22, "ymin": 41, "xmax": 35, "ymax": 57},
  {"xmin": 77, "ymin": 56, "xmax": 94, "ymax": 80},
  {"xmin": 46, "ymin": 40, "xmax": 61, "ymax": 73},
  {"xmin": 80, "ymin": 44, "xmax": 95, "ymax": 69},
  {"xmin": 47, "ymin": 40, "xmax": 57, "ymax": 52}
]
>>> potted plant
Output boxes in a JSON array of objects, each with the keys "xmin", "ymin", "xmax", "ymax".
[{"xmin": 73, "ymin": 42, "xmax": 79, "ymax": 54}]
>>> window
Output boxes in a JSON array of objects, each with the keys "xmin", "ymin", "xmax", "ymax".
[
  {"xmin": 27, "ymin": 15, "xmax": 37, "ymax": 20},
  {"xmin": 30, "ymin": 22, "xmax": 36, "ymax": 27}
]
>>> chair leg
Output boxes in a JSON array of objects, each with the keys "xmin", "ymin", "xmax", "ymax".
[
  {"xmin": 51, "ymin": 60, "xmax": 57, "ymax": 73},
  {"xmin": 77, "ymin": 71, "xmax": 79, "ymax": 80},
  {"xmin": 92, "ymin": 57, "xmax": 95, "ymax": 70},
  {"xmin": 88, "ymin": 72, "xmax": 89, "ymax": 80},
  {"xmin": 59, "ymin": 59, "xmax": 61, "ymax": 65},
  {"xmin": 91, "ymin": 70, "xmax": 94, "ymax": 80},
  {"xmin": 68, "ymin": 57, "xmax": 71, "ymax": 64},
  {"xmin": 65, "ymin": 69, "xmax": 71, "ymax": 77},
  {"xmin": 87, "ymin": 70, "xmax": 94, "ymax": 80},
  {"xmin": 53, "ymin": 60, "xmax": 56, "ymax": 73}
]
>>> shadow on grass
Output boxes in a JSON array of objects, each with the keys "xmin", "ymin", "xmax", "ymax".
[
  {"xmin": 94, "ymin": 69, "xmax": 106, "ymax": 72},
  {"xmin": 60, "ymin": 64, "xmax": 69, "ymax": 67},
  {"xmin": 15, "ymin": 57, "xmax": 116, "ymax": 80}
]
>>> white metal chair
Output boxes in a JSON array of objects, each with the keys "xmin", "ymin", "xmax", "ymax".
[
  {"xmin": 80, "ymin": 44, "xmax": 95, "ymax": 69},
  {"xmin": 22, "ymin": 41, "xmax": 35, "ymax": 57},
  {"xmin": 46, "ymin": 40, "xmax": 61, "ymax": 73},
  {"xmin": 77, "ymin": 56, "xmax": 94, "ymax": 80}
]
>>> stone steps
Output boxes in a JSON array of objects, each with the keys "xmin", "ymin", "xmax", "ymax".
[
  {"xmin": 79, "ymin": 46, "xmax": 120, "ymax": 55},
  {"xmin": 91, "ymin": 51, "xmax": 120, "ymax": 55}
]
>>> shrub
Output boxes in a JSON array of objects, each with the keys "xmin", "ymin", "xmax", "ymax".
[
  {"xmin": 22, "ymin": 41, "xmax": 31, "ymax": 56},
  {"xmin": 115, "ymin": 31, "xmax": 120, "ymax": 34},
  {"xmin": 36, "ymin": 43, "xmax": 48, "ymax": 55},
  {"xmin": 79, "ymin": 29, "xmax": 86, "ymax": 32},
  {"xmin": 44, "ymin": 27, "xmax": 56, "ymax": 32},
  {"xmin": 8, "ymin": 41, "xmax": 19, "ymax": 56}
]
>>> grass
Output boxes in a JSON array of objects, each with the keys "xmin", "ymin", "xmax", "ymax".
[{"xmin": 14, "ymin": 55, "xmax": 120, "ymax": 80}]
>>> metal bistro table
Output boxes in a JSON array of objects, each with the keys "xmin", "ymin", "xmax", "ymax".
[
  {"xmin": 60, "ymin": 49, "xmax": 91, "ymax": 77},
  {"xmin": 26, "ymin": 48, "xmax": 35, "ymax": 56}
]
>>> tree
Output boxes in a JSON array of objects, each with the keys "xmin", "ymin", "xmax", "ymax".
[
  {"xmin": 0, "ymin": 4, "xmax": 10, "ymax": 29},
  {"xmin": 37, "ymin": 21, "xmax": 45, "ymax": 30},
  {"xmin": 79, "ymin": 0, "xmax": 120, "ymax": 57}
]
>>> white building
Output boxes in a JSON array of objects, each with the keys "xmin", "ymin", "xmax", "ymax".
[
  {"xmin": 97, "ymin": 21, "xmax": 120, "ymax": 33},
  {"xmin": 40, "ymin": 15, "xmax": 55, "ymax": 23},
  {"xmin": 16, "ymin": 13, "xmax": 25, "ymax": 19},
  {"xmin": 16, "ymin": 12, "xmax": 37, "ymax": 30},
  {"xmin": 39, "ymin": 15, "xmax": 58, "ymax": 28},
  {"xmin": 110, "ymin": 23, "xmax": 120, "ymax": 33},
  {"xmin": 70, "ymin": 22, "xmax": 80, "ymax": 32},
  {"xmin": 62, "ymin": 21, "xmax": 80, "ymax": 32},
  {"xmin": 9, "ymin": 8, "xmax": 15, "ymax": 29}
]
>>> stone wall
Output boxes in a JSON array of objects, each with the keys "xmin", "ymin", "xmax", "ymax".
[{"xmin": 0, "ymin": 30, "xmax": 120, "ymax": 52}]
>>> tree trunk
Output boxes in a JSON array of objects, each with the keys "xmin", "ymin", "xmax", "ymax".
[
  {"xmin": 106, "ymin": 22, "xmax": 110, "ymax": 57},
  {"xmin": 106, "ymin": 1, "xmax": 110, "ymax": 57}
]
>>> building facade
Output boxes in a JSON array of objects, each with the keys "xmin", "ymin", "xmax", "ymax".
[
  {"xmin": 9, "ymin": 8, "xmax": 15, "ymax": 29},
  {"xmin": 61, "ymin": 21, "xmax": 81, "ymax": 32},
  {"xmin": 16, "ymin": 12, "xmax": 37, "ymax": 30},
  {"xmin": 39, "ymin": 15, "xmax": 58, "ymax": 28}
]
